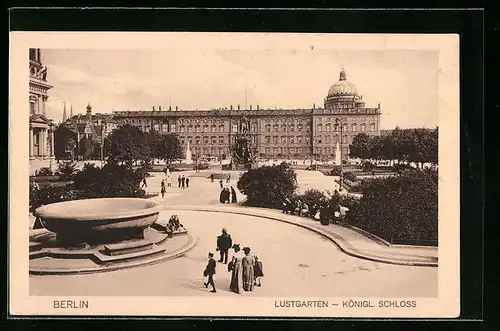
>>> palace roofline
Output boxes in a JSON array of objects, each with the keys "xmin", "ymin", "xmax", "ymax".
[{"xmin": 112, "ymin": 108, "xmax": 381, "ymax": 117}]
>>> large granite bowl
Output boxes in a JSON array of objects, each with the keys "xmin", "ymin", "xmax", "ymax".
[{"xmin": 33, "ymin": 198, "xmax": 165, "ymax": 245}]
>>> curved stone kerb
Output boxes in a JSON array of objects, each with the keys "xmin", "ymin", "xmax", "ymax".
[{"xmin": 166, "ymin": 205, "xmax": 438, "ymax": 268}]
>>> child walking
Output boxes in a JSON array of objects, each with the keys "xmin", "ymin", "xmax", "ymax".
[{"xmin": 253, "ymin": 254, "xmax": 264, "ymax": 287}]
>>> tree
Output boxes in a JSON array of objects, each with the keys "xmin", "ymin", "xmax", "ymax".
[
  {"xmin": 158, "ymin": 133, "xmax": 183, "ymax": 164},
  {"xmin": 106, "ymin": 125, "xmax": 145, "ymax": 167},
  {"xmin": 349, "ymin": 133, "xmax": 372, "ymax": 159},
  {"xmin": 79, "ymin": 136, "xmax": 94, "ymax": 160},
  {"xmin": 54, "ymin": 125, "xmax": 77, "ymax": 160},
  {"xmin": 237, "ymin": 162, "xmax": 298, "ymax": 208}
]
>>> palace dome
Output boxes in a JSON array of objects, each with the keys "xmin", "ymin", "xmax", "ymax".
[{"xmin": 327, "ymin": 69, "xmax": 359, "ymax": 97}]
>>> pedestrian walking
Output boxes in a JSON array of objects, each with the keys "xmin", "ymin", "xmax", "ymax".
[
  {"xmin": 166, "ymin": 175, "xmax": 172, "ymax": 187},
  {"xmin": 216, "ymin": 228, "xmax": 233, "ymax": 264},
  {"xmin": 219, "ymin": 179, "xmax": 223, "ymax": 189},
  {"xmin": 181, "ymin": 175, "xmax": 186, "ymax": 189},
  {"xmin": 226, "ymin": 174, "xmax": 231, "ymax": 183},
  {"xmin": 141, "ymin": 177, "xmax": 147, "ymax": 188},
  {"xmin": 210, "ymin": 173, "xmax": 215, "ymax": 183},
  {"xmin": 178, "ymin": 175, "xmax": 182, "ymax": 188},
  {"xmin": 186, "ymin": 177, "xmax": 190, "ymax": 188},
  {"xmin": 203, "ymin": 252, "xmax": 217, "ymax": 293},
  {"xmin": 161, "ymin": 180, "xmax": 166, "ymax": 199}
]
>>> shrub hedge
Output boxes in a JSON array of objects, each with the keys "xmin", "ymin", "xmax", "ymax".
[
  {"xmin": 347, "ymin": 169, "xmax": 438, "ymax": 244},
  {"xmin": 237, "ymin": 162, "xmax": 298, "ymax": 209},
  {"xmin": 30, "ymin": 163, "xmax": 147, "ymax": 213}
]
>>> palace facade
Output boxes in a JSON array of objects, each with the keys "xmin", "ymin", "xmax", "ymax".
[
  {"xmin": 29, "ymin": 48, "xmax": 55, "ymax": 161},
  {"xmin": 113, "ymin": 69, "xmax": 381, "ymax": 160}
]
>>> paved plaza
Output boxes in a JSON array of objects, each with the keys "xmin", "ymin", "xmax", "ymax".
[{"xmin": 29, "ymin": 168, "xmax": 437, "ymax": 297}]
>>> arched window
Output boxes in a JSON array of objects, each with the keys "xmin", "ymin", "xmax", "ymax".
[
  {"xmin": 290, "ymin": 124, "xmax": 295, "ymax": 132},
  {"xmin": 266, "ymin": 124, "xmax": 271, "ymax": 132},
  {"xmin": 170, "ymin": 124, "xmax": 176, "ymax": 132},
  {"xmin": 212, "ymin": 125, "xmax": 217, "ymax": 133},
  {"xmin": 180, "ymin": 125, "xmax": 185, "ymax": 133},
  {"xmin": 370, "ymin": 123, "xmax": 376, "ymax": 132},
  {"xmin": 219, "ymin": 125, "xmax": 224, "ymax": 133},
  {"xmin": 317, "ymin": 123, "xmax": 323, "ymax": 132},
  {"xmin": 343, "ymin": 123, "xmax": 348, "ymax": 132},
  {"xmin": 326, "ymin": 123, "xmax": 331, "ymax": 132},
  {"xmin": 232, "ymin": 123, "xmax": 238, "ymax": 132},
  {"xmin": 281, "ymin": 136, "xmax": 287, "ymax": 144},
  {"xmin": 282, "ymin": 124, "xmax": 287, "ymax": 132},
  {"xmin": 203, "ymin": 125, "xmax": 209, "ymax": 133},
  {"xmin": 187, "ymin": 125, "xmax": 192, "ymax": 133},
  {"xmin": 195, "ymin": 125, "xmax": 200, "ymax": 133},
  {"xmin": 361, "ymin": 123, "xmax": 366, "ymax": 132},
  {"xmin": 352, "ymin": 123, "xmax": 357, "ymax": 132},
  {"xmin": 334, "ymin": 123, "xmax": 339, "ymax": 131},
  {"xmin": 274, "ymin": 124, "xmax": 279, "ymax": 132}
]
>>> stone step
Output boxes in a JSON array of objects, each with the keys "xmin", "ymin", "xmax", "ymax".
[
  {"xmin": 103, "ymin": 239, "xmax": 154, "ymax": 256},
  {"xmin": 93, "ymin": 245, "xmax": 166, "ymax": 265},
  {"xmin": 29, "ymin": 242, "xmax": 43, "ymax": 252}
]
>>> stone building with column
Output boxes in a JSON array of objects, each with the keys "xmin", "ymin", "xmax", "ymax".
[{"xmin": 29, "ymin": 48, "xmax": 55, "ymax": 167}]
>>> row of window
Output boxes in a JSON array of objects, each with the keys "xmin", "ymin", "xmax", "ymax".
[
  {"xmin": 179, "ymin": 135, "xmax": 260, "ymax": 145},
  {"xmin": 316, "ymin": 123, "xmax": 376, "ymax": 133},
  {"xmin": 125, "ymin": 120, "xmax": 376, "ymax": 134},
  {"xmin": 262, "ymin": 147, "xmax": 345, "ymax": 156}
]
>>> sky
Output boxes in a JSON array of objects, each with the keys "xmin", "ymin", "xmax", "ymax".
[{"xmin": 41, "ymin": 48, "xmax": 438, "ymax": 129}]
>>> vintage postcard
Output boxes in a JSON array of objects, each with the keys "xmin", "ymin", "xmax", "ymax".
[{"xmin": 9, "ymin": 32, "xmax": 460, "ymax": 318}]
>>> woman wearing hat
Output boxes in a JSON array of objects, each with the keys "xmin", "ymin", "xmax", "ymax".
[
  {"xmin": 229, "ymin": 244, "xmax": 244, "ymax": 294},
  {"xmin": 242, "ymin": 247, "xmax": 255, "ymax": 292}
]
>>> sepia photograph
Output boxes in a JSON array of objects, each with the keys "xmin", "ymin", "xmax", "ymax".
[{"xmin": 10, "ymin": 32, "xmax": 460, "ymax": 317}]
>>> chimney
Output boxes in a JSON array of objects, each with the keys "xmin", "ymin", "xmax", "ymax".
[
  {"xmin": 249, "ymin": 105, "xmax": 252, "ymax": 110},
  {"xmin": 152, "ymin": 106, "xmax": 155, "ymax": 111},
  {"xmin": 237, "ymin": 104, "xmax": 240, "ymax": 110},
  {"xmin": 159, "ymin": 105, "xmax": 162, "ymax": 111},
  {"xmin": 230, "ymin": 105, "xmax": 233, "ymax": 110},
  {"xmin": 257, "ymin": 105, "xmax": 260, "ymax": 110},
  {"xmin": 176, "ymin": 106, "xmax": 178, "ymax": 111}
]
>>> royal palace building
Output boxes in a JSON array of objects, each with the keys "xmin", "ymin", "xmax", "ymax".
[{"xmin": 112, "ymin": 69, "xmax": 381, "ymax": 160}]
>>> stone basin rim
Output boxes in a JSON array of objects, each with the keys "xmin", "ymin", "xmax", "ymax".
[{"xmin": 33, "ymin": 198, "xmax": 165, "ymax": 221}]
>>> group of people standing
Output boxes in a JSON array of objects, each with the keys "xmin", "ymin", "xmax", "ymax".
[
  {"xmin": 178, "ymin": 175, "xmax": 190, "ymax": 189},
  {"xmin": 203, "ymin": 228, "xmax": 264, "ymax": 294},
  {"xmin": 219, "ymin": 186, "xmax": 238, "ymax": 204}
]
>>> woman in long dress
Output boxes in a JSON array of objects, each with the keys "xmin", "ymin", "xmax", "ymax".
[
  {"xmin": 242, "ymin": 247, "xmax": 255, "ymax": 292},
  {"xmin": 229, "ymin": 244, "xmax": 245, "ymax": 294}
]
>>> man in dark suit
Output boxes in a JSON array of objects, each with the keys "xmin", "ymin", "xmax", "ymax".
[
  {"xmin": 216, "ymin": 228, "xmax": 233, "ymax": 264},
  {"xmin": 203, "ymin": 252, "xmax": 217, "ymax": 293}
]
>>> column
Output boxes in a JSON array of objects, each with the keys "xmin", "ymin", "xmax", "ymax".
[
  {"xmin": 42, "ymin": 96, "xmax": 46, "ymax": 116},
  {"xmin": 50, "ymin": 130, "xmax": 54, "ymax": 157},
  {"xmin": 29, "ymin": 127, "xmax": 33, "ymax": 157},
  {"xmin": 37, "ymin": 96, "xmax": 41, "ymax": 115},
  {"xmin": 41, "ymin": 129, "xmax": 45, "ymax": 158}
]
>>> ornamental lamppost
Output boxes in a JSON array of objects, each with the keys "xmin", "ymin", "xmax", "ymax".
[{"xmin": 335, "ymin": 117, "xmax": 344, "ymax": 192}]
